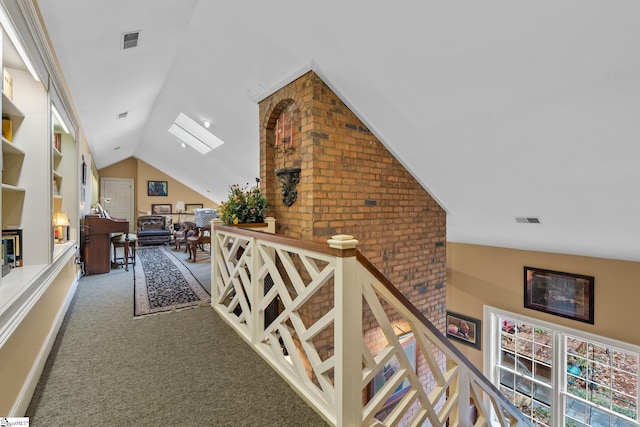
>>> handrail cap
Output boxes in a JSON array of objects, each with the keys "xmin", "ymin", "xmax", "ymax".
[{"xmin": 327, "ymin": 234, "xmax": 358, "ymax": 249}]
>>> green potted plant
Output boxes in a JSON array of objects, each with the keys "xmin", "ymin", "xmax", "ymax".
[{"xmin": 218, "ymin": 183, "xmax": 268, "ymax": 225}]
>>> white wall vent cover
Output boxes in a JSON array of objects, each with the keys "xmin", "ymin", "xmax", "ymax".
[
  {"xmin": 122, "ymin": 31, "xmax": 140, "ymax": 49},
  {"xmin": 515, "ymin": 217, "xmax": 542, "ymax": 224}
]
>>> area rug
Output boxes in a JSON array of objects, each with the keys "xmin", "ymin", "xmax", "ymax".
[{"xmin": 134, "ymin": 245, "xmax": 210, "ymax": 317}]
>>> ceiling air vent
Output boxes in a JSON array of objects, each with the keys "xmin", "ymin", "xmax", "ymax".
[
  {"xmin": 122, "ymin": 31, "xmax": 140, "ymax": 50},
  {"xmin": 117, "ymin": 111, "xmax": 128, "ymax": 119},
  {"xmin": 515, "ymin": 217, "xmax": 542, "ymax": 224}
]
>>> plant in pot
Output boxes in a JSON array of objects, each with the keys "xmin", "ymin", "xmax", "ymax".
[{"xmin": 218, "ymin": 183, "xmax": 268, "ymax": 225}]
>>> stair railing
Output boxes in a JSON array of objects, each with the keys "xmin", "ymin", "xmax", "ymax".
[{"xmin": 211, "ymin": 224, "xmax": 531, "ymax": 426}]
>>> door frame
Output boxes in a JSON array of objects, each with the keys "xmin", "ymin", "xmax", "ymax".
[{"xmin": 100, "ymin": 177, "xmax": 135, "ymax": 233}]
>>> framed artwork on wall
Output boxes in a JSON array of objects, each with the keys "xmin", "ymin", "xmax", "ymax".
[
  {"xmin": 148, "ymin": 180, "xmax": 168, "ymax": 196},
  {"xmin": 446, "ymin": 311, "xmax": 481, "ymax": 349},
  {"xmin": 368, "ymin": 332, "xmax": 417, "ymax": 410},
  {"xmin": 524, "ymin": 266, "xmax": 594, "ymax": 324},
  {"xmin": 151, "ymin": 204, "xmax": 172, "ymax": 215},
  {"xmin": 185, "ymin": 203, "xmax": 203, "ymax": 212}
]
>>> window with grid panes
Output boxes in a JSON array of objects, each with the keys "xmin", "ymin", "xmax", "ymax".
[
  {"xmin": 565, "ymin": 336, "xmax": 638, "ymax": 427},
  {"xmin": 487, "ymin": 308, "xmax": 639, "ymax": 427},
  {"xmin": 497, "ymin": 316, "xmax": 553, "ymax": 426}
]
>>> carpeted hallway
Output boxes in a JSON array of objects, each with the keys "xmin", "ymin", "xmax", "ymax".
[{"xmin": 26, "ymin": 247, "xmax": 327, "ymax": 426}]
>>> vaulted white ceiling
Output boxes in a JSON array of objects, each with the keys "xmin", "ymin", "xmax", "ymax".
[{"xmin": 36, "ymin": 1, "xmax": 640, "ymax": 262}]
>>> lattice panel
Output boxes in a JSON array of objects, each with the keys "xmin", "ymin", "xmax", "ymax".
[
  {"xmin": 212, "ymin": 229, "xmax": 339, "ymax": 413},
  {"xmin": 212, "ymin": 232, "xmax": 254, "ymax": 337},
  {"xmin": 360, "ymin": 265, "xmax": 531, "ymax": 426},
  {"xmin": 212, "ymin": 227, "xmax": 531, "ymax": 426}
]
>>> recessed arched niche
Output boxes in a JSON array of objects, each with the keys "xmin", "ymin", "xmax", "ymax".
[{"xmin": 268, "ymin": 99, "xmax": 301, "ymax": 206}]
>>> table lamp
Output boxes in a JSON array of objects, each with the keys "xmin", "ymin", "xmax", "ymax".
[{"xmin": 53, "ymin": 211, "xmax": 70, "ymax": 243}]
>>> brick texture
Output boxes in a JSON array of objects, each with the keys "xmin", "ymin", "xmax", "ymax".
[
  {"xmin": 259, "ymin": 71, "xmax": 446, "ymax": 325},
  {"xmin": 259, "ymin": 72, "xmax": 447, "ymax": 414}
]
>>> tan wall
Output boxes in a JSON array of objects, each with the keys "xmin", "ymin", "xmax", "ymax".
[
  {"xmin": 447, "ymin": 242, "xmax": 640, "ymax": 368},
  {"xmin": 0, "ymin": 257, "xmax": 77, "ymax": 414},
  {"xmin": 98, "ymin": 158, "xmax": 218, "ymax": 223}
]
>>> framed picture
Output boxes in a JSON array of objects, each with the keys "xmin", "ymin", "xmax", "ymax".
[
  {"xmin": 369, "ymin": 332, "xmax": 417, "ymax": 409},
  {"xmin": 152, "ymin": 204, "xmax": 172, "ymax": 215},
  {"xmin": 81, "ymin": 155, "xmax": 87, "ymax": 185},
  {"xmin": 2, "ymin": 229, "xmax": 23, "ymax": 268},
  {"xmin": 524, "ymin": 266, "xmax": 594, "ymax": 324},
  {"xmin": 148, "ymin": 180, "xmax": 168, "ymax": 196},
  {"xmin": 185, "ymin": 203, "xmax": 203, "ymax": 212},
  {"xmin": 446, "ymin": 311, "xmax": 481, "ymax": 349}
]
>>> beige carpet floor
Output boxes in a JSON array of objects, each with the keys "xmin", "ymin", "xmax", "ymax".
[{"xmin": 25, "ymin": 245, "xmax": 328, "ymax": 426}]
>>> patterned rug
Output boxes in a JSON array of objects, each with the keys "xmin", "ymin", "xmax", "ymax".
[{"xmin": 134, "ymin": 245, "xmax": 210, "ymax": 317}]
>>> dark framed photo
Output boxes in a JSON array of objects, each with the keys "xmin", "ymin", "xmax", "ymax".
[
  {"xmin": 446, "ymin": 311, "xmax": 481, "ymax": 349},
  {"xmin": 368, "ymin": 332, "xmax": 417, "ymax": 410},
  {"xmin": 151, "ymin": 204, "xmax": 172, "ymax": 215},
  {"xmin": 148, "ymin": 180, "xmax": 168, "ymax": 196},
  {"xmin": 524, "ymin": 266, "xmax": 594, "ymax": 324},
  {"xmin": 81, "ymin": 155, "xmax": 87, "ymax": 185},
  {"xmin": 185, "ymin": 203, "xmax": 203, "ymax": 212}
]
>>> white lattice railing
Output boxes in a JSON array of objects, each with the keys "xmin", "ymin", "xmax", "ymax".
[{"xmin": 211, "ymin": 223, "xmax": 531, "ymax": 427}]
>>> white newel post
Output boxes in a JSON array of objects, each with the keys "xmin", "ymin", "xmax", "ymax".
[
  {"xmin": 211, "ymin": 219, "xmax": 223, "ymax": 308},
  {"xmin": 328, "ymin": 234, "xmax": 362, "ymax": 427}
]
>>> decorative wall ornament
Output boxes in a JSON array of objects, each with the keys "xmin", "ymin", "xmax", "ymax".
[
  {"xmin": 275, "ymin": 167, "xmax": 301, "ymax": 206},
  {"xmin": 273, "ymin": 111, "xmax": 295, "ymax": 168}
]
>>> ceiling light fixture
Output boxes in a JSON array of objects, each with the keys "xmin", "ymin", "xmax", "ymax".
[
  {"xmin": 52, "ymin": 105, "xmax": 70, "ymax": 134},
  {"xmin": 168, "ymin": 112, "xmax": 224, "ymax": 155},
  {"xmin": 0, "ymin": 5, "xmax": 40, "ymax": 81},
  {"xmin": 203, "ymin": 120, "xmax": 210, "ymax": 128},
  {"xmin": 181, "ymin": 142, "xmax": 186, "ymax": 148}
]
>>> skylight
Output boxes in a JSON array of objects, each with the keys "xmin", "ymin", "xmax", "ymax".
[{"xmin": 168, "ymin": 113, "xmax": 224, "ymax": 154}]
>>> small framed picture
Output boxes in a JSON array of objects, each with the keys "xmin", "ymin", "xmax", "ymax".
[
  {"xmin": 446, "ymin": 311, "xmax": 481, "ymax": 349},
  {"xmin": 185, "ymin": 203, "xmax": 204, "ymax": 212},
  {"xmin": 148, "ymin": 180, "xmax": 168, "ymax": 196},
  {"xmin": 151, "ymin": 204, "xmax": 172, "ymax": 215}
]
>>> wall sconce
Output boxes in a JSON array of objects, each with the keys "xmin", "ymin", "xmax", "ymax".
[
  {"xmin": 274, "ymin": 112, "xmax": 295, "ymax": 168},
  {"xmin": 53, "ymin": 211, "xmax": 70, "ymax": 243},
  {"xmin": 273, "ymin": 111, "xmax": 300, "ymax": 206}
]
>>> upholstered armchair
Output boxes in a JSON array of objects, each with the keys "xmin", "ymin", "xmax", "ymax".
[
  {"xmin": 137, "ymin": 215, "xmax": 171, "ymax": 246},
  {"xmin": 173, "ymin": 221, "xmax": 196, "ymax": 251}
]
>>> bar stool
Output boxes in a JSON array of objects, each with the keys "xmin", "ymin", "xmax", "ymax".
[{"xmin": 111, "ymin": 233, "xmax": 137, "ymax": 271}]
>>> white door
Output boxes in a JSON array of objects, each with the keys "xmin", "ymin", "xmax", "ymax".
[{"xmin": 100, "ymin": 177, "xmax": 134, "ymax": 233}]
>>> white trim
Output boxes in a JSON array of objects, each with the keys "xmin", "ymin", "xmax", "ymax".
[
  {"xmin": 10, "ymin": 260, "xmax": 78, "ymax": 416},
  {"xmin": 0, "ymin": 245, "xmax": 77, "ymax": 415},
  {"xmin": 485, "ymin": 305, "xmax": 640, "ymax": 355},
  {"xmin": 248, "ymin": 60, "xmax": 314, "ymax": 103},
  {"xmin": 484, "ymin": 305, "xmax": 640, "ymax": 426}
]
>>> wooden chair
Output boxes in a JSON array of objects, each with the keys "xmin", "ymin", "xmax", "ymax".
[
  {"xmin": 173, "ymin": 221, "xmax": 196, "ymax": 251},
  {"xmin": 187, "ymin": 225, "xmax": 211, "ymax": 262}
]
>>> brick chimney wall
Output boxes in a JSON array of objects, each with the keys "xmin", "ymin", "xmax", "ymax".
[{"xmin": 259, "ymin": 71, "xmax": 446, "ymax": 329}]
